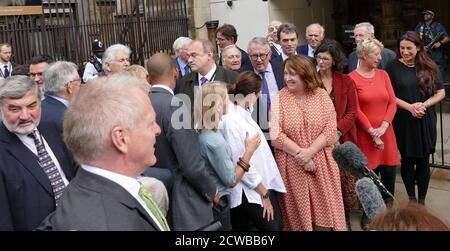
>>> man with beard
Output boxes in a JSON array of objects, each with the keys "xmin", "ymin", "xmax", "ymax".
[{"xmin": 0, "ymin": 76, "xmax": 78, "ymax": 230}]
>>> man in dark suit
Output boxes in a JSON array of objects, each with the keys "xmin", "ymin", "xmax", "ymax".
[
  {"xmin": 0, "ymin": 43, "xmax": 14, "ymax": 79},
  {"xmin": 298, "ymin": 23, "xmax": 325, "ymax": 59},
  {"xmin": 50, "ymin": 74, "xmax": 167, "ymax": 230},
  {"xmin": 173, "ymin": 36, "xmax": 193, "ymax": 93},
  {"xmin": 179, "ymin": 39, "xmax": 238, "ymax": 111},
  {"xmin": 41, "ymin": 61, "xmax": 81, "ymax": 135},
  {"xmin": 148, "ymin": 52, "xmax": 219, "ymax": 231},
  {"xmin": 347, "ymin": 22, "xmax": 396, "ymax": 72},
  {"xmin": 216, "ymin": 24, "xmax": 251, "ymax": 71},
  {"xmin": 277, "ymin": 23, "xmax": 303, "ymax": 61},
  {"xmin": 0, "ymin": 76, "xmax": 78, "ymax": 231}
]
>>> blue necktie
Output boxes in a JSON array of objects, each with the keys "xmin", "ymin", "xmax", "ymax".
[
  {"xmin": 259, "ymin": 72, "xmax": 271, "ymax": 114},
  {"xmin": 28, "ymin": 131, "xmax": 66, "ymax": 206},
  {"xmin": 184, "ymin": 65, "xmax": 191, "ymax": 75}
]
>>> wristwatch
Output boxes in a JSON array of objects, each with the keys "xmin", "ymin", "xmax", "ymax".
[{"xmin": 262, "ymin": 191, "xmax": 270, "ymax": 200}]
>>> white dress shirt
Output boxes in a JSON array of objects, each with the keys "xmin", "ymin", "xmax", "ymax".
[
  {"xmin": 17, "ymin": 130, "xmax": 69, "ymax": 186},
  {"xmin": 197, "ymin": 64, "xmax": 217, "ymax": 85},
  {"xmin": 308, "ymin": 44, "xmax": 316, "ymax": 58},
  {"xmin": 0, "ymin": 61, "xmax": 12, "ymax": 79},
  {"xmin": 81, "ymin": 164, "xmax": 166, "ymax": 231},
  {"xmin": 254, "ymin": 62, "xmax": 279, "ymax": 107},
  {"xmin": 220, "ymin": 101, "xmax": 286, "ymax": 209},
  {"xmin": 82, "ymin": 56, "xmax": 102, "ymax": 83}
]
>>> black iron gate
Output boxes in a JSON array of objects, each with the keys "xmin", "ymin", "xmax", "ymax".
[{"xmin": 0, "ymin": 0, "xmax": 188, "ymax": 67}]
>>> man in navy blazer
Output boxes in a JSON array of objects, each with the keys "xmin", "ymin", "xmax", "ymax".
[
  {"xmin": 0, "ymin": 76, "xmax": 78, "ymax": 231},
  {"xmin": 41, "ymin": 61, "xmax": 81, "ymax": 135},
  {"xmin": 298, "ymin": 23, "xmax": 325, "ymax": 60},
  {"xmin": 148, "ymin": 53, "xmax": 218, "ymax": 230},
  {"xmin": 277, "ymin": 23, "xmax": 304, "ymax": 61},
  {"xmin": 346, "ymin": 22, "xmax": 396, "ymax": 72},
  {"xmin": 173, "ymin": 36, "xmax": 192, "ymax": 94}
]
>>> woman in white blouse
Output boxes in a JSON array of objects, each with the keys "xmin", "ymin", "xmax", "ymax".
[{"xmin": 221, "ymin": 71, "xmax": 286, "ymax": 230}]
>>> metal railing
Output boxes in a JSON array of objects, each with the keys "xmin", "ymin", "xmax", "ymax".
[
  {"xmin": 430, "ymin": 83, "xmax": 450, "ymax": 170},
  {"xmin": 0, "ymin": 0, "xmax": 188, "ymax": 67}
]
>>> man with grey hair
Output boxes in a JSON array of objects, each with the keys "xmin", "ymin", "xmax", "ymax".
[
  {"xmin": 41, "ymin": 61, "xmax": 81, "ymax": 135},
  {"xmin": 347, "ymin": 22, "xmax": 396, "ymax": 72},
  {"xmin": 180, "ymin": 39, "xmax": 238, "ymax": 110},
  {"xmin": 221, "ymin": 45, "xmax": 242, "ymax": 72},
  {"xmin": 299, "ymin": 23, "xmax": 325, "ymax": 58},
  {"xmin": 102, "ymin": 43, "xmax": 131, "ymax": 76},
  {"xmin": 242, "ymin": 37, "xmax": 284, "ymax": 134},
  {"xmin": 50, "ymin": 74, "xmax": 168, "ymax": 230},
  {"xmin": 0, "ymin": 75, "xmax": 78, "ymax": 230},
  {"xmin": 173, "ymin": 36, "xmax": 193, "ymax": 93}
]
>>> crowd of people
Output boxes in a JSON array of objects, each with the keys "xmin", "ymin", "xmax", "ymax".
[{"xmin": 0, "ymin": 9, "xmax": 449, "ymax": 231}]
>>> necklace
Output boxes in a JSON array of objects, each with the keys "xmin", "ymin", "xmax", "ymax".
[{"xmin": 400, "ymin": 58, "xmax": 415, "ymax": 67}]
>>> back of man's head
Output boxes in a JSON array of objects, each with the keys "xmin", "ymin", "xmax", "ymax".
[
  {"xmin": 43, "ymin": 61, "xmax": 79, "ymax": 97},
  {"xmin": 63, "ymin": 73, "xmax": 149, "ymax": 164},
  {"xmin": 147, "ymin": 53, "xmax": 177, "ymax": 88}
]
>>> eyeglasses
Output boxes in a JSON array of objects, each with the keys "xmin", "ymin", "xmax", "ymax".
[
  {"xmin": 249, "ymin": 53, "xmax": 269, "ymax": 61},
  {"xmin": 315, "ymin": 56, "xmax": 332, "ymax": 62}
]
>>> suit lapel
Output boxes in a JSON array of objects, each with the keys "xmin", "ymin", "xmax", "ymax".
[
  {"xmin": 0, "ymin": 123, "xmax": 53, "ymax": 195},
  {"xmin": 78, "ymin": 168, "xmax": 162, "ymax": 230}
]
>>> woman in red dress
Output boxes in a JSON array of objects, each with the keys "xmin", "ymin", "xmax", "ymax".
[{"xmin": 348, "ymin": 37, "xmax": 400, "ymax": 229}]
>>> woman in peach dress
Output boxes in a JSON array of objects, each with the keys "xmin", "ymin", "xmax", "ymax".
[{"xmin": 270, "ymin": 55, "xmax": 346, "ymax": 231}]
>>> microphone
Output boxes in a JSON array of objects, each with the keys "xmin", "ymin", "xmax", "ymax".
[
  {"xmin": 355, "ymin": 177, "xmax": 386, "ymax": 220},
  {"xmin": 332, "ymin": 141, "xmax": 395, "ymax": 200}
]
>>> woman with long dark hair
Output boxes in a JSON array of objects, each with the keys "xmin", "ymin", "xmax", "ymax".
[{"xmin": 385, "ymin": 31, "xmax": 445, "ymax": 205}]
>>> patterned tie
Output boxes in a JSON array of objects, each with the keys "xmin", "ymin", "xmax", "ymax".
[
  {"xmin": 200, "ymin": 76, "xmax": 208, "ymax": 86},
  {"xmin": 259, "ymin": 72, "xmax": 271, "ymax": 114},
  {"xmin": 184, "ymin": 65, "xmax": 191, "ymax": 75},
  {"xmin": 3, "ymin": 65, "xmax": 10, "ymax": 78},
  {"xmin": 138, "ymin": 183, "xmax": 170, "ymax": 231},
  {"xmin": 28, "ymin": 131, "xmax": 66, "ymax": 206}
]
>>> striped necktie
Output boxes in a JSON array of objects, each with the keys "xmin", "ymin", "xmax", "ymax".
[
  {"xmin": 28, "ymin": 131, "xmax": 66, "ymax": 206},
  {"xmin": 138, "ymin": 183, "xmax": 170, "ymax": 231}
]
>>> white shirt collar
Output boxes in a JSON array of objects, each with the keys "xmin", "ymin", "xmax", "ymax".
[
  {"xmin": 308, "ymin": 44, "xmax": 316, "ymax": 58},
  {"xmin": 81, "ymin": 164, "xmax": 141, "ymax": 197},
  {"xmin": 152, "ymin": 84, "xmax": 174, "ymax": 95},
  {"xmin": 199, "ymin": 64, "xmax": 217, "ymax": 83}
]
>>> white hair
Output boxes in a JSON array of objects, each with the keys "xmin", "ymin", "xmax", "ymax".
[
  {"xmin": 63, "ymin": 73, "xmax": 149, "ymax": 163},
  {"xmin": 354, "ymin": 22, "xmax": 375, "ymax": 36},
  {"xmin": 306, "ymin": 23, "xmax": 325, "ymax": 38},
  {"xmin": 102, "ymin": 43, "xmax": 131, "ymax": 72},
  {"xmin": 0, "ymin": 75, "xmax": 41, "ymax": 108},
  {"xmin": 173, "ymin": 36, "xmax": 192, "ymax": 51}
]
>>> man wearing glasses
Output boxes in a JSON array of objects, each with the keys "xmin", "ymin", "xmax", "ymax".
[
  {"xmin": 41, "ymin": 61, "xmax": 82, "ymax": 136},
  {"xmin": 28, "ymin": 54, "xmax": 53, "ymax": 92},
  {"xmin": 242, "ymin": 37, "xmax": 284, "ymax": 136}
]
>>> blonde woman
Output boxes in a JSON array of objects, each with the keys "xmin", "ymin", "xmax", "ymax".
[
  {"xmin": 195, "ymin": 82, "xmax": 261, "ymax": 230},
  {"xmin": 124, "ymin": 64, "xmax": 149, "ymax": 84},
  {"xmin": 348, "ymin": 37, "xmax": 400, "ymax": 229}
]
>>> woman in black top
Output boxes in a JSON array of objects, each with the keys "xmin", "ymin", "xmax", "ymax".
[{"xmin": 385, "ymin": 31, "xmax": 445, "ymax": 205}]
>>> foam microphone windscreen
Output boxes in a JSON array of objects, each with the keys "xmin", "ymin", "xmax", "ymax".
[
  {"xmin": 355, "ymin": 177, "xmax": 386, "ymax": 221},
  {"xmin": 332, "ymin": 141, "xmax": 368, "ymax": 179}
]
